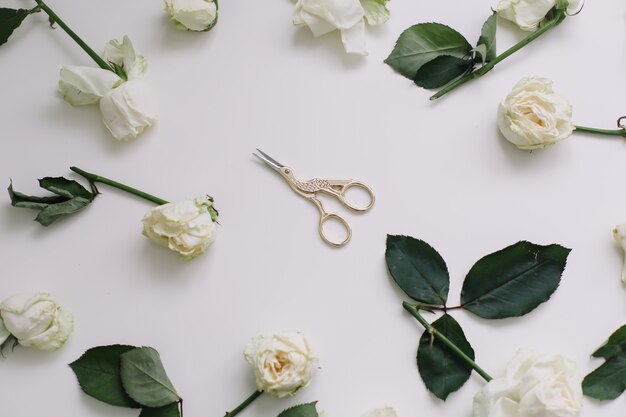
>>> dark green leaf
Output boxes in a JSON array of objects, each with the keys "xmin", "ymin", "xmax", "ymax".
[
  {"xmin": 9, "ymin": 182, "xmax": 66, "ymax": 209},
  {"xmin": 277, "ymin": 402, "xmax": 319, "ymax": 417},
  {"xmin": 0, "ymin": 8, "xmax": 31, "ymax": 46},
  {"xmin": 417, "ymin": 314, "xmax": 474, "ymax": 400},
  {"xmin": 39, "ymin": 177, "xmax": 93, "ymax": 199},
  {"xmin": 583, "ymin": 325, "xmax": 626, "ymax": 400},
  {"xmin": 35, "ymin": 197, "xmax": 92, "ymax": 226},
  {"xmin": 385, "ymin": 23, "xmax": 472, "ymax": 80},
  {"xmin": 139, "ymin": 403, "xmax": 181, "ymax": 417},
  {"xmin": 461, "ymin": 241, "xmax": 570, "ymax": 319},
  {"xmin": 386, "ymin": 235, "xmax": 449, "ymax": 305},
  {"xmin": 69, "ymin": 345, "xmax": 141, "ymax": 408},
  {"xmin": 120, "ymin": 347, "xmax": 180, "ymax": 408},
  {"xmin": 475, "ymin": 12, "xmax": 497, "ymax": 63},
  {"xmin": 8, "ymin": 176, "xmax": 95, "ymax": 226},
  {"xmin": 414, "ymin": 55, "xmax": 473, "ymax": 89}
]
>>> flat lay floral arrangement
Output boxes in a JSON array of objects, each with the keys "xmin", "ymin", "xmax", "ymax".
[{"xmin": 2, "ymin": 0, "xmax": 626, "ymax": 417}]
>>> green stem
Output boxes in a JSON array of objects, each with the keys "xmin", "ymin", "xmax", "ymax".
[
  {"xmin": 402, "ymin": 301, "xmax": 493, "ymax": 382},
  {"xmin": 430, "ymin": 10, "xmax": 566, "ymax": 101},
  {"xmin": 32, "ymin": 0, "xmax": 113, "ymax": 72},
  {"xmin": 224, "ymin": 391, "xmax": 263, "ymax": 417},
  {"xmin": 70, "ymin": 166, "xmax": 169, "ymax": 205},
  {"xmin": 574, "ymin": 125, "xmax": 626, "ymax": 137}
]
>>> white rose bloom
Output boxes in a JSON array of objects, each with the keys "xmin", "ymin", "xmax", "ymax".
[
  {"xmin": 58, "ymin": 36, "xmax": 157, "ymax": 141},
  {"xmin": 58, "ymin": 66, "xmax": 122, "ymax": 106},
  {"xmin": 293, "ymin": 0, "xmax": 368, "ymax": 55},
  {"xmin": 0, "ymin": 293, "xmax": 74, "ymax": 352},
  {"xmin": 360, "ymin": 0, "xmax": 390, "ymax": 26},
  {"xmin": 165, "ymin": 0, "xmax": 218, "ymax": 31},
  {"xmin": 103, "ymin": 36, "xmax": 147, "ymax": 80},
  {"xmin": 244, "ymin": 332, "xmax": 317, "ymax": 398},
  {"xmin": 0, "ymin": 318, "xmax": 10, "ymax": 346},
  {"xmin": 100, "ymin": 80, "xmax": 158, "ymax": 141},
  {"xmin": 612, "ymin": 223, "xmax": 626, "ymax": 283},
  {"xmin": 498, "ymin": 77, "xmax": 574, "ymax": 150},
  {"xmin": 497, "ymin": 0, "xmax": 580, "ymax": 31},
  {"xmin": 142, "ymin": 196, "xmax": 218, "ymax": 259},
  {"xmin": 473, "ymin": 349, "xmax": 583, "ymax": 417}
]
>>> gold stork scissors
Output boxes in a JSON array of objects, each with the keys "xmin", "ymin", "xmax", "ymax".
[{"xmin": 254, "ymin": 149, "xmax": 375, "ymax": 247}]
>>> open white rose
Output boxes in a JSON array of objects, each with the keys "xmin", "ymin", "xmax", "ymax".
[
  {"xmin": 0, "ymin": 293, "xmax": 74, "ymax": 352},
  {"xmin": 58, "ymin": 66, "xmax": 122, "ymax": 106},
  {"xmin": 473, "ymin": 349, "xmax": 583, "ymax": 417},
  {"xmin": 165, "ymin": 0, "xmax": 218, "ymax": 31},
  {"xmin": 244, "ymin": 332, "xmax": 317, "ymax": 398},
  {"xmin": 142, "ymin": 196, "xmax": 218, "ymax": 259},
  {"xmin": 497, "ymin": 0, "xmax": 580, "ymax": 31},
  {"xmin": 58, "ymin": 36, "xmax": 156, "ymax": 141},
  {"xmin": 0, "ymin": 318, "xmax": 10, "ymax": 346},
  {"xmin": 612, "ymin": 223, "xmax": 626, "ymax": 284},
  {"xmin": 99, "ymin": 80, "xmax": 158, "ymax": 141},
  {"xmin": 293, "ymin": 0, "xmax": 389, "ymax": 55},
  {"xmin": 498, "ymin": 77, "xmax": 574, "ymax": 150}
]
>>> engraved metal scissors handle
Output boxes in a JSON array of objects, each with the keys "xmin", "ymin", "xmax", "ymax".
[{"xmin": 254, "ymin": 149, "xmax": 375, "ymax": 247}]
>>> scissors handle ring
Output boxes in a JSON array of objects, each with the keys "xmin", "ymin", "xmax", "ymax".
[
  {"xmin": 339, "ymin": 181, "xmax": 375, "ymax": 212},
  {"xmin": 318, "ymin": 213, "xmax": 352, "ymax": 247}
]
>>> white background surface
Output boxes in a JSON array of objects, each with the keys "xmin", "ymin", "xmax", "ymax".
[{"xmin": 1, "ymin": 0, "xmax": 625, "ymax": 416}]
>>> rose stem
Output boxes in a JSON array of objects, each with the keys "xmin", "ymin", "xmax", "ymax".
[
  {"xmin": 574, "ymin": 125, "xmax": 626, "ymax": 137},
  {"xmin": 224, "ymin": 391, "xmax": 263, "ymax": 417},
  {"xmin": 402, "ymin": 301, "xmax": 493, "ymax": 382},
  {"xmin": 430, "ymin": 10, "xmax": 566, "ymax": 101},
  {"xmin": 70, "ymin": 166, "xmax": 169, "ymax": 205},
  {"xmin": 32, "ymin": 0, "xmax": 113, "ymax": 72}
]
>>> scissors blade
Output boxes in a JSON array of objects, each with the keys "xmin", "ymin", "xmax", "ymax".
[{"xmin": 253, "ymin": 149, "xmax": 284, "ymax": 171}]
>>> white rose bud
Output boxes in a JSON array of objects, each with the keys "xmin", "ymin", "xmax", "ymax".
[
  {"xmin": 473, "ymin": 349, "xmax": 583, "ymax": 417},
  {"xmin": 497, "ymin": 0, "xmax": 580, "ymax": 32},
  {"xmin": 0, "ymin": 293, "xmax": 74, "ymax": 352},
  {"xmin": 498, "ymin": 77, "xmax": 574, "ymax": 150},
  {"xmin": 142, "ymin": 196, "xmax": 218, "ymax": 260},
  {"xmin": 99, "ymin": 80, "xmax": 158, "ymax": 141},
  {"xmin": 293, "ymin": 0, "xmax": 368, "ymax": 55},
  {"xmin": 612, "ymin": 223, "xmax": 626, "ymax": 284},
  {"xmin": 165, "ymin": 0, "xmax": 218, "ymax": 32},
  {"xmin": 244, "ymin": 332, "xmax": 317, "ymax": 398},
  {"xmin": 103, "ymin": 36, "xmax": 147, "ymax": 80}
]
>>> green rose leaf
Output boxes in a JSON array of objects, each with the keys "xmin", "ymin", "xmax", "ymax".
[
  {"xmin": 277, "ymin": 402, "xmax": 319, "ymax": 417},
  {"xmin": 413, "ymin": 55, "xmax": 473, "ymax": 89},
  {"xmin": 139, "ymin": 403, "xmax": 181, "ymax": 417},
  {"xmin": 8, "ymin": 177, "xmax": 96, "ymax": 226},
  {"xmin": 120, "ymin": 347, "xmax": 180, "ymax": 408},
  {"xmin": 385, "ymin": 23, "xmax": 472, "ymax": 80},
  {"xmin": 583, "ymin": 325, "xmax": 626, "ymax": 400},
  {"xmin": 475, "ymin": 12, "xmax": 497, "ymax": 63},
  {"xmin": 461, "ymin": 241, "xmax": 571, "ymax": 319},
  {"xmin": 386, "ymin": 235, "xmax": 449, "ymax": 306},
  {"xmin": 69, "ymin": 345, "xmax": 141, "ymax": 408},
  {"xmin": 0, "ymin": 8, "xmax": 31, "ymax": 46},
  {"xmin": 417, "ymin": 313, "xmax": 474, "ymax": 400},
  {"xmin": 360, "ymin": 0, "xmax": 390, "ymax": 26}
]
